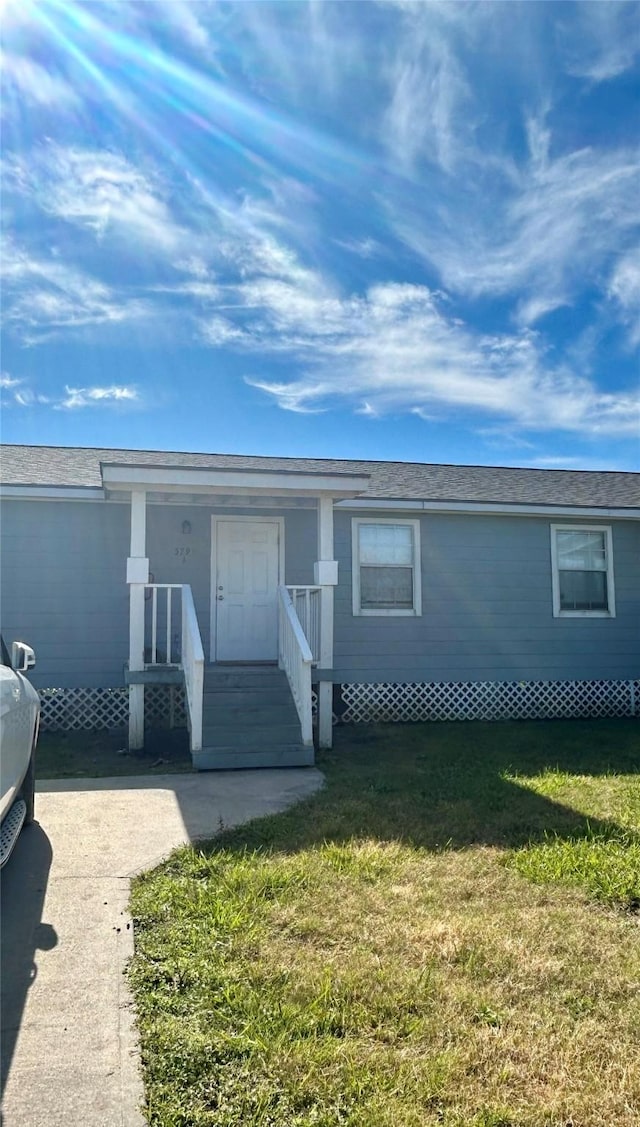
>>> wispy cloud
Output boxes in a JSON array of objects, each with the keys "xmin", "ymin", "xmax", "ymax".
[
  {"xmin": 57, "ymin": 385, "xmax": 140, "ymax": 410},
  {"xmin": 0, "ymin": 372, "xmax": 139, "ymax": 411},
  {"xmin": 0, "ymin": 51, "xmax": 80, "ymax": 108},
  {"xmin": 527, "ymin": 455, "xmax": 594, "ymax": 468},
  {"xmin": 200, "ymin": 317, "xmax": 248, "ymax": 346},
  {"xmin": 0, "ymin": 373, "xmax": 50, "ymax": 408},
  {"xmin": 149, "ymin": 280, "xmax": 220, "ymax": 302},
  {"xmin": 333, "ymin": 237, "xmax": 384, "ymax": 260},
  {"xmin": 0, "ymin": 373, "xmax": 21, "ymax": 389},
  {"xmin": 2, "ymin": 239, "xmax": 151, "ymax": 338},
  {"xmin": 154, "ymin": 0, "xmax": 215, "ymax": 56},
  {"xmin": 560, "ymin": 1, "xmax": 640, "ymax": 83},
  {"xmin": 524, "ymin": 453, "xmax": 638, "ymax": 471},
  {"xmin": 186, "ymin": 172, "xmax": 320, "ymax": 287},
  {"xmin": 218, "ymin": 0, "xmax": 363, "ymax": 110},
  {"xmin": 4, "ymin": 145, "xmax": 188, "ymax": 253},
  {"xmin": 174, "ymin": 256, "xmax": 212, "ymax": 279},
  {"xmin": 195, "ymin": 277, "xmax": 639, "ymax": 438},
  {"xmin": 390, "ymin": 128, "xmax": 640, "ymax": 325},
  {"xmin": 382, "ymin": 9, "xmax": 472, "ymax": 174},
  {"xmin": 0, "ymin": 372, "xmax": 51, "ymax": 409},
  {"xmin": 608, "ymin": 246, "xmax": 640, "ymax": 348},
  {"xmin": 3, "ymin": 387, "xmax": 51, "ymax": 408},
  {"xmin": 375, "ymin": 6, "xmax": 639, "ymax": 329}
]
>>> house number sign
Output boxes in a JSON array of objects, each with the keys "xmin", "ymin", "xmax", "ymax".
[{"xmin": 175, "ymin": 546, "xmax": 192, "ymax": 562}]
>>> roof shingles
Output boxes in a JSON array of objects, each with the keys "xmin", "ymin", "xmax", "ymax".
[{"xmin": 1, "ymin": 444, "xmax": 638, "ymax": 508}]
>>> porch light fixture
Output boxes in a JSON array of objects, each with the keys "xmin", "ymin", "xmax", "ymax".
[{"xmin": 181, "ymin": 520, "xmax": 192, "ymax": 535}]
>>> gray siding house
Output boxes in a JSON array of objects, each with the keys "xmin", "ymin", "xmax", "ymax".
[{"xmin": 1, "ymin": 444, "xmax": 638, "ymax": 768}]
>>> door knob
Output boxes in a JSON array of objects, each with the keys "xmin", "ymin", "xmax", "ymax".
[{"xmin": 217, "ymin": 595, "xmax": 224, "ymax": 601}]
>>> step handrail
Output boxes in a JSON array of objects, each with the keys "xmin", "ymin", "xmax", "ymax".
[
  {"xmin": 181, "ymin": 584, "xmax": 205, "ymax": 752},
  {"xmin": 277, "ymin": 585, "xmax": 313, "ymax": 746},
  {"xmin": 285, "ymin": 585, "xmax": 321, "ymax": 663}
]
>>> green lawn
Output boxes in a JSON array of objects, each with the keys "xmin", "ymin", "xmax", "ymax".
[
  {"xmin": 129, "ymin": 719, "xmax": 640, "ymax": 1127},
  {"xmin": 36, "ymin": 727, "xmax": 193, "ymax": 778}
]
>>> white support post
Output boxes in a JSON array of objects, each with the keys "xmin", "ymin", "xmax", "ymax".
[
  {"xmin": 128, "ymin": 490, "xmax": 148, "ymax": 750},
  {"xmin": 316, "ymin": 494, "xmax": 336, "ymax": 749}
]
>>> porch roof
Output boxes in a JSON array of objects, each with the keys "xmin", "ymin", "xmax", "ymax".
[
  {"xmin": 1, "ymin": 444, "xmax": 639, "ymax": 510},
  {"xmin": 100, "ymin": 462, "xmax": 370, "ymax": 499}
]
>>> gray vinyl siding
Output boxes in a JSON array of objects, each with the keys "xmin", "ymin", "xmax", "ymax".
[
  {"xmin": 0, "ymin": 499, "xmax": 317, "ymax": 685},
  {"xmin": 0, "ymin": 500, "xmax": 130, "ymax": 688},
  {"xmin": 1, "ymin": 498, "xmax": 638, "ymax": 689},
  {"xmin": 333, "ymin": 511, "xmax": 640, "ymax": 683}
]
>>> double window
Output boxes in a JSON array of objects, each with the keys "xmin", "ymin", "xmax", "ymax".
[
  {"xmin": 352, "ymin": 519, "xmax": 421, "ymax": 616},
  {"xmin": 351, "ymin": 518, "xmax": 615, "ymax": 620},
  {"xmin": 550, "ymin": 525, "xmax": 615, "ymax": 617}
]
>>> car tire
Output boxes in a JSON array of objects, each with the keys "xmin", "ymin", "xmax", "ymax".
[{"xmin": 21, "ymin": 746, "xmax": 36, "ymax": 825}]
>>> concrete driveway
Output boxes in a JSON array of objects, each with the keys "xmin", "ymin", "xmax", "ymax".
[{"xmin": 1, "ymin": 768, "xmax": 323, "ymax": 1127}]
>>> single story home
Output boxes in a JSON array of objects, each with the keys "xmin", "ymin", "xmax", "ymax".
[{"xmin": 1, "ymin": 444, "xmax": 638, "ymax": 769}]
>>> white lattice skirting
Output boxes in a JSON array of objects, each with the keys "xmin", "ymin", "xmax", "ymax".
[
  {"xmin": 340, "ymin": 679, "xmax": 640, "ymax": 723},
  {"xmin": 39, "ymin": 686, "xmax": 186, "ymax": 731},
  {"xmin": 38, "ymin": 679, "xmax": 639, "ymax": 731}
]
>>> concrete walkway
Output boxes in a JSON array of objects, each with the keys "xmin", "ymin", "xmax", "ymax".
[{"xmin": 1, "ymin": 768, "xmax": 323, "ymax": 1127}]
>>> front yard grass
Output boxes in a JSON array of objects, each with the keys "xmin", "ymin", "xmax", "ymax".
[
  {"xmin": 129, "ymin": 719, "xmax": 640, "ymax": 1127},
  {"xmin": 36, "ymin": 728, "xmax": 193, "ymax": 778}
]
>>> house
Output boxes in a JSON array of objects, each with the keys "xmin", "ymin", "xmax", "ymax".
[{"xmin": 1, "ymin": 444, "xmax": 638, "ymax": 769}]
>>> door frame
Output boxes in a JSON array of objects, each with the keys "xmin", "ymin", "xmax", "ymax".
[{"xmin": 209, "ymin": 514, "xmax": 286, "ymax": 663}]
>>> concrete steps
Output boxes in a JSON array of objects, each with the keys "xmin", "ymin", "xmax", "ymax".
[{"xmin": 193, "ymin": 665, "xmax": 314, "ymax": 770}]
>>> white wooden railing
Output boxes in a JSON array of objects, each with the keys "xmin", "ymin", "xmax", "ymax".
[
  {"xmin": 286, "ymin": 586, "xmax": 321, "ymax": 663},
  {"xmin": 142, "ymin": 583, "xmax": 204, "ymax": 752},
  {"xmin": 144, "ymin": 583, "xmax": 182, "ymax": 665},
  {"xmin": 277, "ymin": 585, "xmax": 313, "ymax": 746},
  {"xmin": 181, "ymin": 585, "xmax": 204, "ymax": 753}
]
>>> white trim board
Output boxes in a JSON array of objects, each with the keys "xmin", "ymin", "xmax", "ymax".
[
  {"xmin": 102, "ymin": 464, "xmax": 370, "ymax": 497},
  {"xmin": 0, "ymin": 487, "xmax": 314, "ymax": 509},
  {"xmin": 0, "ymin": 486, "xmax": 108, "ymax": 501},
  {"xmin": 337, "ymin": 498, "xmax": 640, "ymax": 520},
  {"xmin": 2, "ymin": 487, "xmax": 638, "ymax": 521},
  {"xmin": 2, "ymin": 485, "xmax": 638, "ymax": 521}
]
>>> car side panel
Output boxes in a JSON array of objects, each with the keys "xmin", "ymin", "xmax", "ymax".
[{"xmin": 0, "ymin": 666, "xmax": 39, "ymax": 823}]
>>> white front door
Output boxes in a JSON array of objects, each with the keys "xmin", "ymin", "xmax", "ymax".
[{"xmin": 213, "ymin": 520, "xmax": 281, "ymax": 661}]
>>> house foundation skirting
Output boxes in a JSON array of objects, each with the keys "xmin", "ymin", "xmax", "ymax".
[
  {"xmin": 39, "ymin": 685, "xmax": 186, "ymax": 731},
  {"xmin": 37, "ymin": 678, "xmax": 639, "ymax": 732},
  {"xmin": 338, "ymin": 678, "xmax": 639, "ymax": 723}
]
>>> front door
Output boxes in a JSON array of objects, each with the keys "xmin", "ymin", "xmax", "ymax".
[{"xmin": 213, "ymin": 519, "xmax": 281, "ymax": 661}]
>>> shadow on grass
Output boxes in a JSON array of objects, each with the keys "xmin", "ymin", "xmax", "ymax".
[
  {"xmin": 207, "ymin": 718, "xmax": 640, "ymax": 855},
  {"xmin": 36, "ymin": 726, "xmax": 193, "ymax": 779}
]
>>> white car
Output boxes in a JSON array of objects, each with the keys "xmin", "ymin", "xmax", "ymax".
[{"xmin": 0, "ymin": 637, "xmax": 40, "ymax": 867}]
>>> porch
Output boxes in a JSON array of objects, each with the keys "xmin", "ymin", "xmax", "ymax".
[
  {"xmin": 125, "ymin": 591, "xmax": 321, "ymax": 769},
  {"xmin": 102, "ymin": 461, "xmax": 369, "ymax": 768}
]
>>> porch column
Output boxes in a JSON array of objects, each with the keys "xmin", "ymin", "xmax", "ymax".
[
  {"xmin": 315, "ymin": 494, "xmax": 338, "ymax": 748},
  {"xmin": 128, "ymin": 489, "xmax": 149, "ymax": 749}
]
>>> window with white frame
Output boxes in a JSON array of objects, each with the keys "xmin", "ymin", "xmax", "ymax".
[
  {"xmin": 352, "ymin": 519, "xmax": 421, "ymax": 615},
  {"xmin": 550, "ymin": 525, "xmax": 615, "ymax": 617}
]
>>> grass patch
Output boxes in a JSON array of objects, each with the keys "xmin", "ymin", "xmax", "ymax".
[
  {"xmin": 36, "ymin": 727, "xmax": 193, "ymax": 778},
  {"xmin": 504, "ymin": 765, "xmax": 640, "ymax": 908},
  {"xmin": 130, "ymin": 719, "xmax": 640, "ymax": 1126}
]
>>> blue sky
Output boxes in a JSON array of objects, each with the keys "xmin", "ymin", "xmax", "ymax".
[{"xmin": 1, "ymin": 0, "xmax": 639, "ymax": 469}]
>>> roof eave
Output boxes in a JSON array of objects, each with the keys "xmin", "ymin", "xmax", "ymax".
[
  {"xmin": 100, "ymin": 463, "xmax": 371, "ymax": 498},
  {"xmin": 337, "ymin": 498, "xmax": 640, "ymax": 519}
]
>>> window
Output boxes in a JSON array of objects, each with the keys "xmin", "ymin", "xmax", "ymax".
[
  {"xmin": 550, "ymin": 525, "xmax": 615, "ymax": 617},
  {"xmin": 352, "ymin": 519, "xmax": 421, "ymax": 615}
]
